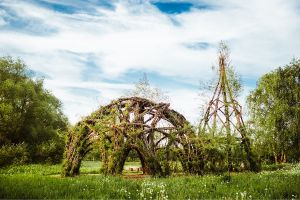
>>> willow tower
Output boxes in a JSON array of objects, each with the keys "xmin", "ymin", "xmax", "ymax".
[{"xmin": 200, "ymin": 42, "xmax": 259, "ymax": 172}]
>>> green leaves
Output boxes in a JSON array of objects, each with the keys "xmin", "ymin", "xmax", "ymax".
[
  {"xmin": 247, "ymin": 58, "xmax": 300, "ymax": 163},
  {"xmin": 0, "ymin": 56, "xmax": 68, "ymax": 164}
]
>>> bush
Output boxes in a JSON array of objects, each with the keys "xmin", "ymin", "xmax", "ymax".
[
  {"xmin": 0, "ymin": 143, "xmax": 30, "ymax": 167},
  {"xmin": 34, "ymin": 139, "xmax": 64, "ymax": 164}
]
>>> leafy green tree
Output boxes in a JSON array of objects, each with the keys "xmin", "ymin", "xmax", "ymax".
[
  {"xmin": 247, "ymin": 58, "xmax": 300, "ymax": 163},
  {"xmin": 0, "ymin": 57, "xmax": 68, "ymax": 164}
]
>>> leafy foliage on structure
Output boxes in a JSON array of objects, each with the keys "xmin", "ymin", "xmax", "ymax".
[{"xmin": 62, "ymin": 97, "xmax": 205, "ymax": 177}]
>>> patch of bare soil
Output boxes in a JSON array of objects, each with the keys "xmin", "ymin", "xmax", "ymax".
[{"xmin": 123, "ymin": 174, "xmax": 151, "ymax": 179}]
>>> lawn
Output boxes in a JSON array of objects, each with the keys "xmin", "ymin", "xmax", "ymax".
[{"xmin": 0, "ymin": 161, "xmax": 299, "ymax": 199}]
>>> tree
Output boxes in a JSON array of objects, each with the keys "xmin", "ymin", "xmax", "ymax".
[
  {"xmin": 125, "ymin": 73, "xmax": 169, "ymax": 103},
  {"xmin": 0, "ymin": 57, "xmax": 68, "ymax": 164},
  {"xmin": 247, "ymin": 58, "xmax": 300, "ymax": 163}
]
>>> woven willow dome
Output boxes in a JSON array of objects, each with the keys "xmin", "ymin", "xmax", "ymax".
[{"xmin": 62, "ymin": 97, "xmax": 204, "ymax": 177}]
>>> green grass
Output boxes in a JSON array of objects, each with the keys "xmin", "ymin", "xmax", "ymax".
[
  {"xmin": 0, "ymin": 162, "xmax": 300, "ymax": 199},
  {"xmin": 81, "ymin": 161, "xmax": 102, "ymax": 174}
]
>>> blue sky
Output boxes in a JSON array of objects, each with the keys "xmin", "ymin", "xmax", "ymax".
[{"xmin": 0, "ymin": 0, "xmax": 299, "ymax": 124}]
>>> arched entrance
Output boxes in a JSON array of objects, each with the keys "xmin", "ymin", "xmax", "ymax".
[{"xmin": 121, "ymin": 148, "xmax": 143, "ymax": 175}]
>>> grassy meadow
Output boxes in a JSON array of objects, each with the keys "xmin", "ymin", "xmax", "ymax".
[{"xmin": 0, "ymin": 161, "xmax": 300, "ymax": 199}]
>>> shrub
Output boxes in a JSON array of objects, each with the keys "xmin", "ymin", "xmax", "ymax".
[
  {"xmin": 34, "ymin": 139, "xmax": 64, "ymax": 164},
  {"xmin": 0, "ymin": 143, "xmax": 30, "ymax": 167}
]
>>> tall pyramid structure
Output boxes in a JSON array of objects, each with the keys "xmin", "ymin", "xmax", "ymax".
[{"xmin": 200, "ymin": 43, "xmax": 259, "ymax": 172}]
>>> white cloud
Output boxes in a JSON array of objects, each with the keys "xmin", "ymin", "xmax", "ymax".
[
  {"xmin": 0, "ymin": 0, "xmax": 299, "ymax": 124},
  {"xmin": 168, "ymin": 88, "xmax": 202, "ymax": 124}
]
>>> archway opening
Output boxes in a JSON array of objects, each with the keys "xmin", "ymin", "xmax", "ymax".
[{"xmin": 122, "ymin": 149, "xmax": 143, "ymax": 175}]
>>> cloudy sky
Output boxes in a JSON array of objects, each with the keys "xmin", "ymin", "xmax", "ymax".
[{"xmin": 0, "ymin": 0, "xmax": 299, "ymax": 124}]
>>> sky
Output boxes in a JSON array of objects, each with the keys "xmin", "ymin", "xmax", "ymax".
[{"xmin": 0, "ymin": 0, "xmax": 299, "ymax": 124}]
